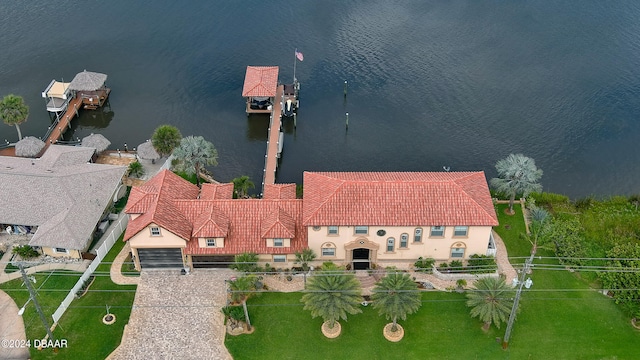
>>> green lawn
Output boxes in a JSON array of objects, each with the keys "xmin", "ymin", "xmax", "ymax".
[
  {"xmin": 0, "ymin": 237, "xmax": 136, "ymax": 360},
  {"xmin": 227, "ymin": 202, "xmax": 640, "ymax": 359}
]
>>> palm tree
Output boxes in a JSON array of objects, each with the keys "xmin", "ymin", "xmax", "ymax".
[
  {"xmin": 466, "ymin": 277, "xmax": 515, "ymax": 331},
  {"xmin": 301, "ymin": 268, "xmax": 362, "ymax": 334},
  {"xmin": 294, "ymin": 248, "xmax": 317, "ymax": 287},
  {"xmin": 232, "ymin": 252, "xmax": 259, "ymax": 273},
  {"xmin": 127, "ymin": 161, "xmax": 145, "ymax": 178},
  {"xmin": 232, "ymin": 175, "xmax": 255, "ymax": 198},
  {"xmin": 0, "ymin": 94, "xmax": 29, "ymax": 141},
  {"xmin": 229, "ymin": 276, "xmax": 257, "ymax": 330},
  {"xmin": 371, "ymin": 272, "xmax": 422, "ymax": 335},
  {"xmin": 524, "ymin": 205, "xmax": 550, "ymax": 253},
  {"xmin": 490, "ymin": 154, "xmax": 543, "ymax": 214},
  {"xmin": 171, "ymin": 135, "xmax": 218, "ymax": 187},
  {"xmin": 151, "ymin": 125, "xmax": 182, "ymax": 157}
]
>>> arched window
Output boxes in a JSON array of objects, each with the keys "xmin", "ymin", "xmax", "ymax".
[
  {"xmin": 321, "ymin": 242, "xmax": 336, "ymax": 257},
  {"xmin": 387, "ymin": 237, "xmax": 395, "ymax": 252},
  {"xmin": 400, "ymin": 233, "xmax": 409, "ymax": 248},
  {"xmin": 450, "ymin": 242, "xmax": 466, "ymax": 258},
  {"xmin": 414, "ymin": 228, "xmax": 423, "ymax": 243}
]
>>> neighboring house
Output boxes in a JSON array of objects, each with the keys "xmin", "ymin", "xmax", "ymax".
[
  {"xmin": 123, "ymin": 169, "xmax": 498, "ymax": 271},
  {"xmin": 123, "ymin": 170, "xmax": 305, "ymax": 270},
  {"xmin": 0, "ymin": 145, "xmax": 127, "ymax": 258},
  {"xmin": 303, "ymin": 172, "xmax": 499, "ymax": 270}
]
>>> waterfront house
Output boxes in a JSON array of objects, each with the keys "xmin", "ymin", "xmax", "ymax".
[
  {"xmin": 0, "ymin": 145, "xmax": 127, "ymax": 258},
  {"xmin": 123, "ymin": 170, "xmax": 498, "ymax": 270},
  {"xmin": 303, "ymin": 172, "xmax": 499, "ymax": 269}
]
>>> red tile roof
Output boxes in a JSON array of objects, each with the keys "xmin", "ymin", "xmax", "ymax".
[
  {"xmin": 192, "ymin": 206, "xmax": 230, "ymax": 238},
  {"xmin": 242, "ymin": 66, "xmax": 279, "ymax": 97},
  {"xmin": 177, "ymin": 199, "xmax": 305, "ymax": 256},
  {"xmin": 123, "ymin": 170, "xmax": 199, "ymax": 241},
  {"xmin": 302, "ymin": 172, "xmax": 498, "ymax": 227},
  {"xmin": 263, "ymin": 183, "xmax": 297, "ymax": 199},
  {"xmin": 200, "ymin": 183, "xmax": 233, "ymax": 199},
  {"xmin": 260, "ymin": 207, "xmax": 296, "ymax": 239}
]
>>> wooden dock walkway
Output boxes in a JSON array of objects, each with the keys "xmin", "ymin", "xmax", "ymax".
[
  {"xmin": 262, "ymin": 84, "xmax": 284, "ymax": 187},
  {"xmin": 43, "ymin": 96, "xmax": 82, "ymax": 148}
]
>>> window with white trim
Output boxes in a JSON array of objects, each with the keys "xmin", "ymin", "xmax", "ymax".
[
  {"xmin": 150, "ymin": 227, "xmax": 161, "ymax": 236},
  {"xmin": 273, "ymin": 238, "xmax": 284, "ymax": 247},
  {"xmin": 451, "ymin": 247, "xmax": 465, "ymax": 258},
  {"xmin": 400, "ymin": 233, "xmax": 409, "ymax": 248},
  {"xmin": 387, "ymin": 237, "xmax": 395, "ymax": 252},
  {"xmin": 206, "ymin": 239, "xmax": 216, "ymax": 247},
  {"xmin": 430, "ymin": 226, "xmax": 444, "ymax": 237},
  {"xmin": 322, "ymin": 247, "xmax": 335, "ymax": 256},
  {"xmin": 54, "ymin": 247, "xmax": 68, "ymax": 254},
  {"xmin": 273, "ymin": 255, "xmax": 287, "ymax": 263},
  {"xmin": 414, "ymin": 228, "xmax": 423, "ymax": 242},
  {"xmin": 354, "ymin": 226, "xmax": 369, "ymax": 235},
  {"xmin": 321, "ymin": 242, "xmax": 336, "ymax": 257},
  {"xmin": 328, "ymin": 226, "xmax": 339, "ymax": 235},
  {"xmin": 454, "ymin": 226, "xmax": 468, "ymax": 237}
]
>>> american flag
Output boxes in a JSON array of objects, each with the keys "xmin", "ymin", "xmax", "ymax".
[{"xmin": 295, "ymin": 50, "xmax": 304, "ymax": 62}]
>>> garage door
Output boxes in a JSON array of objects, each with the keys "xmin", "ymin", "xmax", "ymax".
[
  {"xmin": 192, "ymin": 255, "xmax": 235, "ymax": 268},
  {"xmin": 137, "ymin": 248, "xmax": 183, "ymax": 269}
]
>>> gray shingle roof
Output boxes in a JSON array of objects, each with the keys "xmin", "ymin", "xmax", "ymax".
[{"xmin": 0, "ymin": 145, "xmax": 126, "ymax": 250}]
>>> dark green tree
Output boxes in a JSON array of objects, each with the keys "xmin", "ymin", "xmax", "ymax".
[
  {"xmin": 229, "ymin": 276, "xmax": 257, "ymax": 330},
  {"xmin": 232, "ymin": 252, "xmax": 259, "ymax": 273},
  {"xmin": 151, "ymin": 125, "xmax": 182, "ymax": 157},
  {"xmin": 371, "ymin": 272, "xmax": 422, "ymax": 333},
  {"xmin": 232, "ymin": 175, "xmax": 255, "ymax": 198},
  {"xmin": 0, "ymin": 94, "xmax": 29, "ymax": 141},
  {"xmin": 127, "ymin": 161, "xmax": 145, "ymax": 178},
  {"xmin": 301, "ymin": 267, "xmax": 362, "ymax": 332},
  {"xmin": 294, "ymin": 248, "xmax": 317, "ymax": 286},
  {"xmin": 466, "ymin": 277, "xmax": 514, "ymax": 331}
]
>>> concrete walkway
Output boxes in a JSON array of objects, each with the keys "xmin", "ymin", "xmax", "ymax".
[
  {"xmin": 108, "ymin": 270, "xmax": 234, "ymax": 360},
  {"xmin": 0, "ymin": 290, "xmax": 29, "ymax": 360},
  {"xmin": 110, "ymin": 242, "xmax": 139, "ymax": 286}
]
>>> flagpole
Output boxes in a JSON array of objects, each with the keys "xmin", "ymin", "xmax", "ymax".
[{"xmin": 293, "ymin": 48, "xmax": 297, "ymax": 83}]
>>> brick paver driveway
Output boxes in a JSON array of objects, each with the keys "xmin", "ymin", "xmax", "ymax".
[{"xmin": 109, "ymin": 269, "xmax": 234, "ymax": 360}]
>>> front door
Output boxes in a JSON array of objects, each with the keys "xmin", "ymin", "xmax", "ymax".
[{"xmin": 352, "ymin": 248, "xmax": 370, "ymax": 270}]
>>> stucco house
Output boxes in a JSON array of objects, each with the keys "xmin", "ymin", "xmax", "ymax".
[
  {"xmin": 303, "ymin": 172, "xmax": 499, "ymax": 269},
  {"xmin": 0, "ymin": 145, "xmax": 127, "ymax": 258},
  {"xmin": 123, "ymin": 170, "xmax": 306, "ymax": 270},
  {"xmin": 123, "ymin": 169, "xmax": 498, "ymax": 270}
]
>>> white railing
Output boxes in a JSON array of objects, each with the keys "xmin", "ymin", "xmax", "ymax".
[
  {"xmin": 52, "ymin": 213, "xmax": 129, "ymax": 323},
  {"xmin": 486, "ymin": 231, "xmax": 497, "ymax": 257}
]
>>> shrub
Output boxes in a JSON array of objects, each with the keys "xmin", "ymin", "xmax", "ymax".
[
  {"xmin": 466, "ymin": 254, "xmax": 498, "ymax": 274},
  {"xmin": 438, "ymin": 262, "xmax": 449, "ymax": 269},
  {"xmin": 232, "ymin": 252, "xmax": 259, "ymax": 273},
  {"xmin": 127, "ymin": 161, "xmax": 145, "ymax": 178},
  {"xmin": 222, "ymin": 305, "xmax": 246, "ymax": 322},
  {"xmin": 456, "ymin": 279, "xmax": 467, "ymax": 288},
  {"xmin": 12, "ymin": 245, "xmax": 39, "ymax": 259},
  {"xmin": 449, "ymin": 260, "xmax": 464, "ymax": 273},
  {"xmin": 530, "ymin": 192, "xmax": 570, "ymax": 208},
  {"xmin": 414, "ymin": 257, "xmax": 435, "ymax": 273},
  {"xmin": 574, "ymin": 196, "xmax": 594, "ymax": 211}
]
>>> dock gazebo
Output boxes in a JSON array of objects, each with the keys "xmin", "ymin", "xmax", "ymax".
[
  {"xmin": 242, "ymin": 66, "xmax": 279, "ymax": 114},
  {"xmin": 69, "ymin": 70, "xmax": 111, "ymax": 110}
]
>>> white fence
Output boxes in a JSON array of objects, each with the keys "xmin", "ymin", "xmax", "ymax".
[{"xmin": 52, "ymin": 213, "xmax": 129, "ymax": 323}]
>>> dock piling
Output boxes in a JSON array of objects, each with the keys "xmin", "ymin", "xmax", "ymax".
[
  {"xmin": 293, "ymin": 113, "xmax": 297, "ymax": 128},
  {"xmin": 344, "ymin": 80, "xmax": 348, "ymax": 97},
  {"xmin": 346, "ymin": 112, "xmax": 349, "ymax": 130}
]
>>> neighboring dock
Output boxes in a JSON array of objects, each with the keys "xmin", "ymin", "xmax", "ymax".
[{"xmin": 43, "ymin": 96, "xmax": 82, "ymax": 146}]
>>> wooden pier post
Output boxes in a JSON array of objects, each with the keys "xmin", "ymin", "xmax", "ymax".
[
  {"xmin": 345, "ymin": 112, "xmax": 349, "ymax": 130},
  {"xmin": 293, "ymin": 113, "xmax": 297, "ymax": 128},
  {"xmin": 344, "ymin": 80, "xmax": 348, "ymax": 96}
]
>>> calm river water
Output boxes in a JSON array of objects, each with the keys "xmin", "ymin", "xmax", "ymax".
[{"xmin": 1, "ymin": 0, "xmax": 639, "ymax": 198}]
